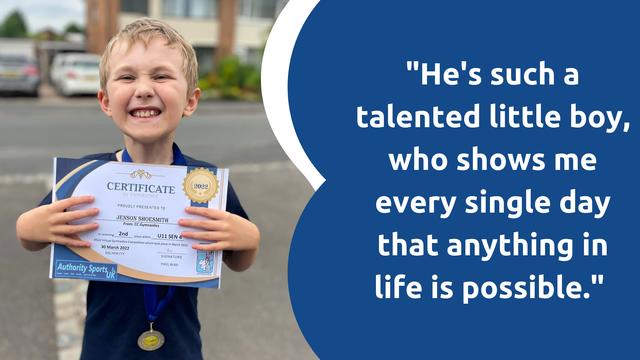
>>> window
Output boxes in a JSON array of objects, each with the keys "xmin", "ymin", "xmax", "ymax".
[
  {"xmin": 275, "ymin": 0, "xmax": 287, "ymax": 15},
  {"xmin": 164, "ymin": 0, "xmax": 188, "ymax": 17},
  {"xmin": 163, "ymin": 0, "xmax": 217, "ymax": 18},
  {"xmin": 121, "ymin": 0, "xmax": 149, "ymax": 14},
  {"xmin": 190, "ymin": 0, "xmax": 216, "ymax": 18},
  {"xmin": 71, "ymin": 61, "xmax": 100, "ymax": 69},
  {"xmin": 236, "ymin": 47, "xmax": 262, "ymax": 68},
  {"xmin": 194, "ymin": 47, "xmax": 215, "ymax": 75},
  {"xmin": 243, "ymin": 48, "xmax": 262, "ymax": 67},
  {"xmin": 238, "ymin": 0, "xmax": 278, "ymax": 19}
]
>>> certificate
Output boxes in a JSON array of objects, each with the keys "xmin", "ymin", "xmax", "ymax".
[{"xmin": 49, "ymin": 157, "xmax": 228, "ymax": 288}]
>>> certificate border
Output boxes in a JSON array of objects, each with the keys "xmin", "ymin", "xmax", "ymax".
[{"xmin": 50, "ymin": 157, "xmax": 226, "ymax": 288}]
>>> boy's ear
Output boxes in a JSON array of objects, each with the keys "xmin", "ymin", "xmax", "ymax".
[
  {"xmin": 183, "ymin": 88, "xmax": 201, "ymax": 117},
  {"xmin": 97, "ymin": 89, "xmax": 112, "ymax": 117}
]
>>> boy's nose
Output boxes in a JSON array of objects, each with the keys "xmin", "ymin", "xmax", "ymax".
[{"xmin": 134, "ymin": 82, "xmax": 154, "ymax": 98}]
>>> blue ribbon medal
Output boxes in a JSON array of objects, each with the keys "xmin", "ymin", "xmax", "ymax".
[{"xmin": 121, "ymin": 144, "xmax": 186, "ymax": 351}]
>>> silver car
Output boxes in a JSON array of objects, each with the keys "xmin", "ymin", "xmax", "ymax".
[{"xmin": 0, "ymin": 55, "xmax": 39, "ymax": 96}]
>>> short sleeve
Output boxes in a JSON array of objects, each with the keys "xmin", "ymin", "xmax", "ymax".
[{"xmin": 226, "ymin": 182, "xmax": 249, "ymax": 220}]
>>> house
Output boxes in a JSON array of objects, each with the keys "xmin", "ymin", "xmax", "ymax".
[{"xmin": 85, "ymin": 0, "xmax": 286, "ymax": 75}]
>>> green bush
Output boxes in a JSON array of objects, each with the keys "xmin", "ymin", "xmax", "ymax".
[
  {"xmin": 217, "ymin": 56, "xmax": 241, "ymax": 88},
  {"xmin": 198, "ymin": 56, "xmax": 261, "ymax": 100},
  {"xmin": 198, "ymin": 78, "xmax": 211, "ymax": 91},
  {"xmin": 240, "ymin": 65, "xmax": 260, "ymax": 92},
  {"xmin": 220, "ymin": 86, "xmax": 242, "ymax": 100}
]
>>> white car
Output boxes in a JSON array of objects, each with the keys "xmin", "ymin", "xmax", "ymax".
[{"xmin": 51, "ymin": 53, "xmax": 100, "ymax": 96}]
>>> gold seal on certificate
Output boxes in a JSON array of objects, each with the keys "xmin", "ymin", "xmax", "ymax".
[{"xmin": 183, "ymin": 167, "xmax": 219, "ymax": 203}]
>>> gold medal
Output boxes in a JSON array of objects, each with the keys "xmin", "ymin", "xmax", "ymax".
[{"xmin": 137, "ymin": 322, "xmax": 165, "ymax": 351}]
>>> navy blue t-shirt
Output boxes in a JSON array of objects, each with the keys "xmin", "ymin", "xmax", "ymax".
[{"xmin": 40, "ymin": 151, "xmax": 248, "ymax": 360}]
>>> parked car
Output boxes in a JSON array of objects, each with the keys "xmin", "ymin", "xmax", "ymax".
[
  {"xmin": 0, "ymin": 54, "xmax": 40, "ymax": 96},
  {"xmin": 49, "ymin": 53, "xmax": 67, "ymax": 88},
  {"xmin": 51, "ymin": 53, "xmax": 100, "ymax": 96}
]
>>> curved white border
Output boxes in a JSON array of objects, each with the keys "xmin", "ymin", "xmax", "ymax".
[{"xmin": 261, "ymin": 0, "xmax": 324, "ymax": 190}]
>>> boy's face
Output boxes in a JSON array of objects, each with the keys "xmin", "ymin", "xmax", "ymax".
[{"xmin": 97, "ymin": 37, "xmax": 199, "ymax": 145}]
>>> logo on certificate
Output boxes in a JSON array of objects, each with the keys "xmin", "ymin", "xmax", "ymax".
[
  {"xmin": 182, "ymin": 168, "xmax": 218, "ymax": 203},
  {"xmin": 196, "ymin": 250, "xmax": 214, "ymax": 273}
]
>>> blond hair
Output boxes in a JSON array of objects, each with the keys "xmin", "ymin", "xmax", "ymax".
[{"xmin": 99, "ymin": 18, "xmax": 198, "ymax": 97}]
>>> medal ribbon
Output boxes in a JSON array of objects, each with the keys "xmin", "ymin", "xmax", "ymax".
[{"xmin": 121, "ymin": 143, "xmax": 186, "ymax": 323}]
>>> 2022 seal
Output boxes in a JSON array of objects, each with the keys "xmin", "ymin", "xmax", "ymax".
[{"xmin": 182, "ymin": 167, "xmax": 219, "ymax": 203}]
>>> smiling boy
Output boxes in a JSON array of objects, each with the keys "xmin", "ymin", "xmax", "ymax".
[{"xmin": 16, "ymin": 18, "xmax": 260, "ymax": 359}]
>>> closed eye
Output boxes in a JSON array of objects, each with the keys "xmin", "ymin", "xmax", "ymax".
[{"xmin": 154, "ymin": 74, "xmax": 172, "ymax": 80}]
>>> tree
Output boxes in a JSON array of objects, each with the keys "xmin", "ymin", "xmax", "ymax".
[
  {"xmin": 0, "ymin": 10, "xmax": 29, "ymax": 38},
  {"xmin": 64, "ymin": 23, "xmax": 84, "ymax": 35},
  {"xmin": 33, "ymin": 29, "xmax": 64, "ymax": 41}
]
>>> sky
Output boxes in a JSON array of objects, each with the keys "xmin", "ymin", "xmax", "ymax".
[{"xmin": 0, "ymin": 0, "xmax": 85, "ymax": 33}]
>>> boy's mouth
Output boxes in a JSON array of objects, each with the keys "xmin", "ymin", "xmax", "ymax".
[{"xmin": 129, "ymin": 107, "xmax": 162, "ymax": 118}]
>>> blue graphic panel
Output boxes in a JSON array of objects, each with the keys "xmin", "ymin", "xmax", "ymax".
[{"xmin": 287, "ymin": 1, "xmax": 639, "ymax": 358}]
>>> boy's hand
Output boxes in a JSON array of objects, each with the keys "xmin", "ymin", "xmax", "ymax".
[
  {"xmin": 179, "ymin": 207, "xmax": 260, "ymax": 271},
  {"xmin": 16, "ymin": 195, "xmax": 99, "ymax": 251}
]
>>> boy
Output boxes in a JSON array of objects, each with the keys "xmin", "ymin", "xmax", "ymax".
[{"xmin": 15, "ymin": 18, "xmax": 260, "ymax": 359}]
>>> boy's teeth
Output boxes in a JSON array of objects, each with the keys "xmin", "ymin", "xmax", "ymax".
[{"xmin": 132, "ymin": 110, "xmax": 159, "ymax": 117}]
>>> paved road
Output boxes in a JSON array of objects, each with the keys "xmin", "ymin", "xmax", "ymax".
[{"xmin": 0, "ymin": 96, "xmax": 316, "ymax": 359}]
